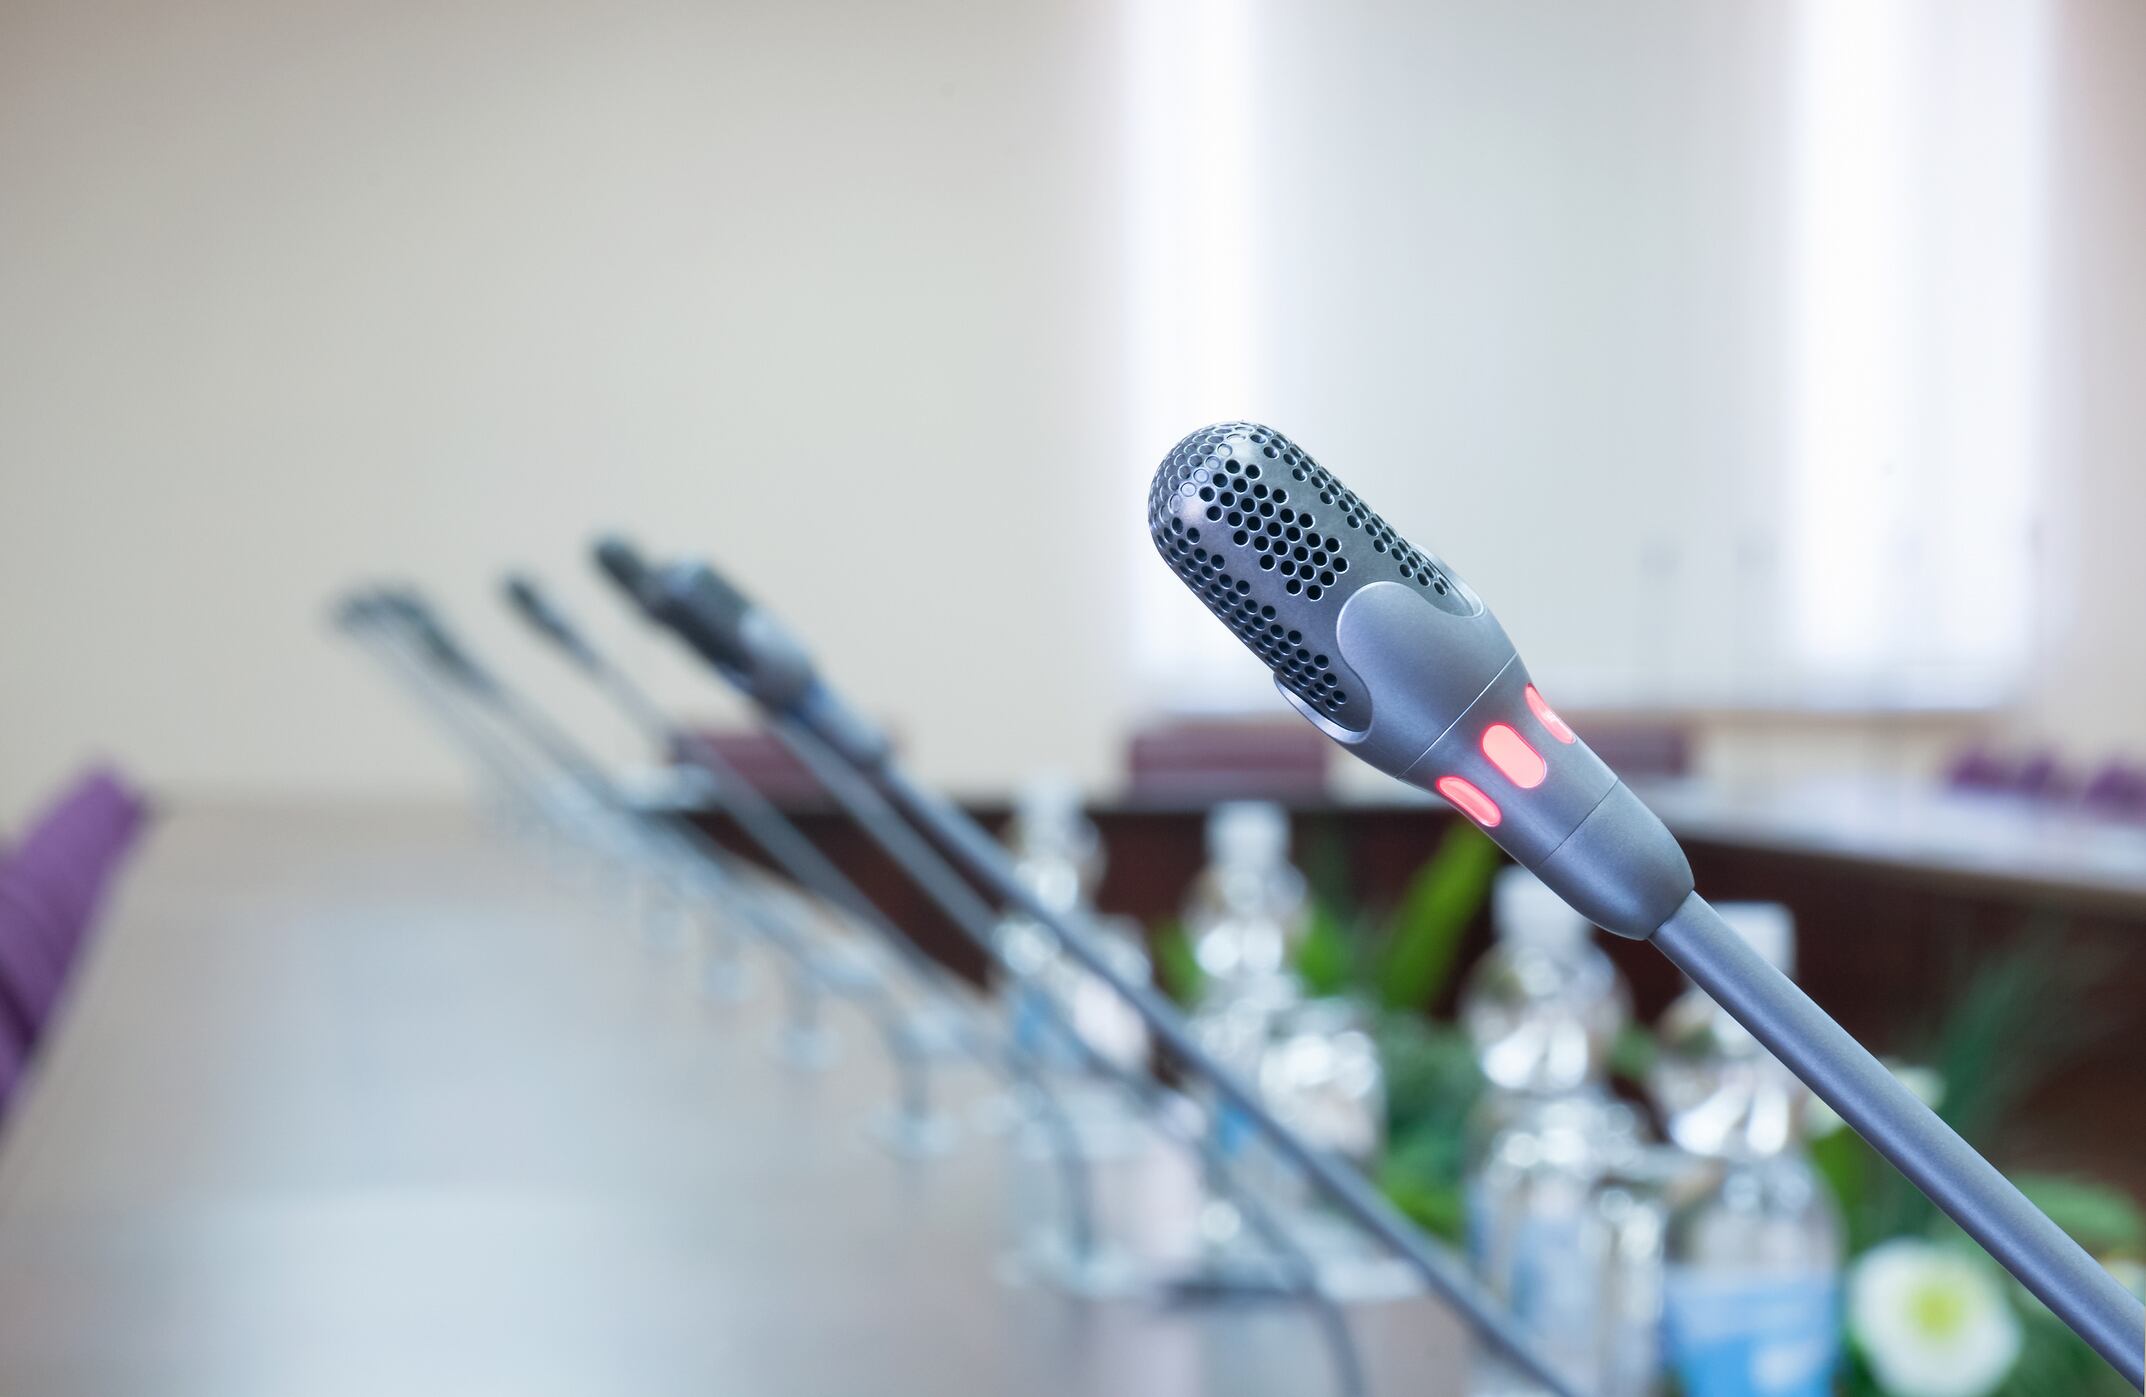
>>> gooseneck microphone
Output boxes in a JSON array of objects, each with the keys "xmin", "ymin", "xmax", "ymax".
[
  {"xmin": 500, "ymin": 574, "xmax": 1100, "ymax": 1210},
  {"xmin": 589, "ymin": 537, "xmax": 1575, "ymax": 1397},
  {"xmin": 337, "ymin": 595, "xmax": 587, "ymax": 836},
  {"xmin": 349, "ymin": 589, "xmax": 937, "ymax": 1094},
  {"xmin": 1148, "ymin": 423, "xmax": 2146, "ymax": 1387}
]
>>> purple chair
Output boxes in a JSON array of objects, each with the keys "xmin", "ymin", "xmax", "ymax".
[
  {"xmin": 0, "ymin": 766, "xmax": 149, "ymax": 1043},
  {"xmin": 0, "ymin": 883, "xmax": 69, "ymax": 1037},
  {"xmin": 0, "ymin": 1015, "xmax": 26, "ymax": 1117},
  {"xmin": 2082, "ymin": 761, "xmax": 2146, "ymax": 823},
  {"xmin": 1945, "ymin": 744, "xmax": 2014, "ymax": 792},
  {"xmin": 673, "ymin": 727, "xmax": 837, "ymax": 804},
  {"xmin": 2012, "ymin": 749, "xmax": 2077, "ymax": 802},
  {"xmin": 1125, "ymin": 718, "xmax": 1333, "ymax": 801},
  {"xmin": 1943, "ymin": 746, "xmax": 2080, "ymax": 803},
  {"xmin": 4, "ymin": 767, "xmax": 147, "ymax": 960}
]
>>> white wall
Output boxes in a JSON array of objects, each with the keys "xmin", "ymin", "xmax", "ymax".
[
  {"xmin": 0, "ymin": 0, "xmax": 1139, "ymax": 817},
  {"xmin": 1, "ymin": 0, "xmax": 2140, "ymax": 819}
]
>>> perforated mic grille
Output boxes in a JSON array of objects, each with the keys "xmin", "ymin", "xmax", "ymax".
[{"xmin": 1147, "ymin": 422, "xmax": 1477, "ymax": 727}]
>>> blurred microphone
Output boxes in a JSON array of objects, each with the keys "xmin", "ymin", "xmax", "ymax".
[
  {"xmin": 588, "ymin": 535, "xmax": 1574, "ymax": 1397},
  {"xmin": 340, "ymin": 590, "xmax": 655, "ymax": 870},
  {"xmin": 501, "ymin": 569, "xmax": 1088, "ymax": 1165},
  {"xmin": 503, "ymin": 569, "xmax": 958, "ymax": 1015},
  {"xmin": 351, "ymin": 587, "xmax": 932, "ymax": 1075},
  {"xmin": 1147, "ymin": 422, "xmax": 2145, "ymax": 1385}
]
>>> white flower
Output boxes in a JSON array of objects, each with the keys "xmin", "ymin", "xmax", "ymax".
[
  {"xmin": 1808, "ymin": 1061, "xmax": 1945, "ymax": 1138},
  {"xmin": 1849, "ymin": 1240, "xmax": 2022, "ymax": 1397}
]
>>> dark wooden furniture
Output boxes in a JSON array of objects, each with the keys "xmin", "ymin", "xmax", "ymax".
[{"xmin": 684, "ymin": 777, "xmax": 2146, "ymax": 1195}]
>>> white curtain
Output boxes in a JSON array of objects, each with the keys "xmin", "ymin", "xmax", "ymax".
[{"xmin": 1126, "ymin": 0, "xmax": 2047, "ymax": 716}]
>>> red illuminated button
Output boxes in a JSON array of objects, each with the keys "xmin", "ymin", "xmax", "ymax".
[
  {"xmin": 1525, "ymin": 685, "xmax": 1577, "ymax": 744},
  {"xmin": 1481, "ymin": 724, "xmax": 1547, "ymax": 788},
  {"xmin": 1435, "ymin": 775, "xmax": 1502, "ymax": 828}
]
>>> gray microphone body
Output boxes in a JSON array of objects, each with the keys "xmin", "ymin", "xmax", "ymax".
[
  {"xmin": 1149, "ymin": 424, "xmax": 1692, "ymax": 937},
  {"xmin": 1149, "ymin": 422, "xmax": 2146, "ymax": 1387}
]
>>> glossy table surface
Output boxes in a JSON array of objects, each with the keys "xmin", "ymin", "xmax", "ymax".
[
  {"xmin": 0, "ymin": 806, "xmax": 1465, "ymax": 1396},
  {"xmin": 1637, "ymin": 775, "xmax": 2146, "ymax": 914}
]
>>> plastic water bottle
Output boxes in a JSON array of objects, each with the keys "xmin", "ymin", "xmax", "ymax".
[
  {"xmin": 996, "ymin": 778, "xmax": 1148, "ymax": 1073},
  {"xmin": 1008, "ymin": 776, "xmax": 1102, "ymax": 915},
  {"xmin": 1461, "ymin": 867, "xmax": 1636, "ymax": 1394},
  {"xmin": 1654, "ymin": 903, "xmax": 1843, "ymax": 1397},
  {"xmin": 1588, "ymin": 1139, "xmax": 1688, "ymax": 1397},
  {"xmin": 1462, "ymin": 866, "xmax": 1630, "ymax": 1104},
  {"xmin": 1183, "ymin": 802, "xmax": 1310, "ymax": 1180},
  {"xmin": 1182, "ymin": 801, "xmax": 1309, "ymax": 1007},
  {"xmin": 1258, "ymin": 996, "xmax": 1386, "ymax": 1169},
  {"xmin": 996, "ymin": 780, "xmax": 1192, "ymax": 1294}
]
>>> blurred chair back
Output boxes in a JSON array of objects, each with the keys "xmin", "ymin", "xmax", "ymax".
[
  {"xmin": 0, "ymin": 887, "xmax": 66, "ymax": 1040},
  {"xmin": 1575, "ymin": 720, "xmax": 1694, "ymax": 783},
  {"xmin": 2081, "ymin": 760, "xmax": 2146, "ymax": 822},
  {"xmin": 0, "ymin": 1010, "xmax": 25, "ymax": 1118},
  {"xmin": 670, "ymin": 728, "xmax": 837, "ymax": 805},
  {"xmin": 5, "ymin": 768, "xmax": 146, "ymax": 956},
  {"xmin": 0, "ymin": 766, "xmax": 150, "ymax": 1107},
  {"xmin": 1125, "ymin": 718, "xmax": 1331, "ymax": 802},
  {"xmin": 1944, "ymin": 744, "xmax": 2015, "ymax": 793}
]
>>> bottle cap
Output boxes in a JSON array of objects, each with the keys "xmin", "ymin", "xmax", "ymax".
[
  {"xmin": 1207, "ymin": 800, "xmax": 1290, "ymax": 867},
  {"xmin": 1012, "ymin": 774, "xmax": 1088, "ymax": 855},
  {"xmin": 1492, "ymin": 865, "xmax": 1590, "ymax": 947}
]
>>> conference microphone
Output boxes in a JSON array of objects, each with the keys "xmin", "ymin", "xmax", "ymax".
[
  {"xmin": 504, "ymin": 574, "xmax": 603, "ymax": 674},
  {"xmin": 501, "ymin": 569, "xmax": 1081, "ymax": 1164},
  {"xmin": 358, "ymin": 589, "xmax": 923, "ymax": 1076},
  {"xmin": 339, "ymin": 591, "xmax": 623, "ymax": 852},
  {"xmin": 589, "ymin": 536, "xmax": 1577, "ymax": 1397},
  {"xmin": 1148, "ymin": 422, "xmax": 2146, "ymax": 1387},
  {"xmin": 503, "ymin": 570, "xmax": 977, "ymax": 1045}
]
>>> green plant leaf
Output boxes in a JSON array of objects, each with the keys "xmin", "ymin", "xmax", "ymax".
[
  {"xmin": 1993, "ymin": 1294, "xmax": 2140, "ymax": 1396},
  {"xmin": 1914, "ymin": 924, "xmax": 2118, "ymax": 1150},
  {"xmin": 1150, "ymin": 918, "xmax": 1203, "ymax": 1007},
  {"xmin": 2011, "ymin": 1175, "xmax": 2146, "ymax": 1256},
  {"xmin": 1375, "ymin": 1015, "xmax": 1482, "ymax": 1130},
  {"xmin": 1608, "ymin": 1022, "xmax": 1659, "ymax": 1086},
  {"xmin": 1300, "ymin": 818, "xmax": 1355, "ymax": 917},
  {"xmin": 1292, "ymin": 900, "xmax": 1356, "ymax": 999},
  {"xmin": 1810, "ymin": 1126, "xmax": 1887, "ymax": 1255},
  {"xmin": 1376, "ymin": 1156, "xmax": 1466, "ymax": 1243},
  {"xmin": 1854, "ymin": 927, "xmax": 2125, "ymax": 1248},
  {"xmin": 1373, "ymin": 823, "xmax": 1501, "ymax": 1011}
]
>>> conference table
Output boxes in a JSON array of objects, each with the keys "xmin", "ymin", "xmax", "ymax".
[{"xmin": 0, "ymin": 807, "xmax": 1467, "ymax": 1395}]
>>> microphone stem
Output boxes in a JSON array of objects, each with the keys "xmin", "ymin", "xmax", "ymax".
[{"xmin": 1653, "ymin": 893, "xmax": 2145, "ymax": 1389}]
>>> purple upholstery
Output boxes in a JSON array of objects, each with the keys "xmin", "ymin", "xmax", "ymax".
[
  {"xmin": 1944, "ymin": 746, "xmax": 2086, "ymax": 803},
  {"xmin": 2011, "ymin": 750, "xmax": 2075, "ymax": 801},
  {"xmin": 1945, "ymin": 745, "xmax": 2014, "ymax": 792},
  {"xmin": 2082, "ymin": 761, "xmax": 2146, "ymax": 822},
  {"xmin": 1125, "ymin": 718, "xmax": 1333, "ymax": 801},
  {"xmin": 0, "ymin": 766, "xmax": 149, "ymax": 1048},
  {"xmin": 4, "ymin": 768, "xmax": 147, "ymax": 958},
  {"xmin": 0, "ymin": 890, "xmax": 65, "ymax": 1037},
  {"xmin": 0, "ymin": 1016, "xmax": 24, "ymax": 1117}
]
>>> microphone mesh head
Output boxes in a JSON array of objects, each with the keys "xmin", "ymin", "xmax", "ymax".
[{"xmin": 1147, "ymin": 423, "xmax": 1477, "ymax": 727}]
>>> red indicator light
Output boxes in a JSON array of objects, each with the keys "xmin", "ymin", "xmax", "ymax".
[
  {"xmin": 1436, "ymin": 775, "xmax": 1502, "ymax": 828},
  {"xmin": 1482, "ymin": 724, "xmax": 1547, "ymax": 788},
  {"xmin": 1525, "ymin": 685, "xmax": 1577, "ymax": 744}
]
